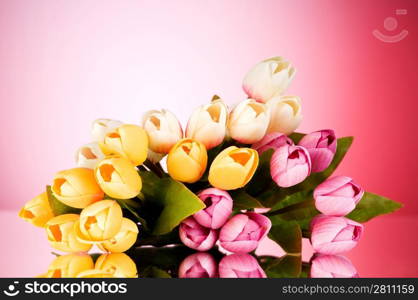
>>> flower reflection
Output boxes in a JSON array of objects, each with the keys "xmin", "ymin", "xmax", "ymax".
[
  {"xmin": 310, "ymin": 254, "xmax": 358, "ymax": 278},
  {"xmin": 37, "ymin": 246, "xmax": 358, "ymax": 278},
  {"xmin": 178, "ymin": 252, "xmax": 217, "ymax": 278},
  {"xmin": 218, "ymin": 254, "xmax": 266, "ymax": 278}
]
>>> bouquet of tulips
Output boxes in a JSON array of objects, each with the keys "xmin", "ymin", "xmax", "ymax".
[{"xmin": 19, "ymin": 57, "xmax": 401, "ymax": 278}]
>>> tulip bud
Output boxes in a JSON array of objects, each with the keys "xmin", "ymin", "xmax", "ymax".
[
  {"xmin": 19, "ymin": 192, "xmax": 54, "ymax": 227},
  {"xmin": 92, "ymin": 118, "xmax": 123, "ymax": 142},
  {"xmin": 243, "ymin": 56, "xmax": 296, "ymax": 103},
  {"xmin": 310, "ymin": 254, "xmax": 359, "ymax": 278},
  {"xmin": 95, "ymin": 156, "xmax": 142, "ymax": 199},
  {"xmin": 95, "ymin": 253, "xmax": 138, "ymax": 278},
  {"xmin": 314, "ymin": 176, "xmax": 364, "ymax": 216},
  {"xmin": 51, "ymin": 168, "xmax": 104, "ymax": 209},
  {"xmin": 167, "ymin": 138, "xmax": 207, "ymax": 183},
  {"xmin": 209, "ymin": 146, "xmax": 259, "ymax": 190},
  {"xmin": 186, "ymin": 96, "xmax": 228, "ymax": 149},
  {"xmin": 228, "ymin": 99, "xmax": 270, "ymax": 144},
  {"xmin": 194, "ymin": 188, "xmax": 233, "ymax": 229},
  {"xmin": 179, "ymin": 217, "xmax": 218, "ymax": 251},
  {"xmin": 98, "ymin": 218, "xmax": 139, "ymax": 253},
  {"xmin": 76, "ymin": 269, "xmax": 114, "ymax": 278},
  {"xmin": 219, "ymin": 212, "xmax": 271, "ymax": 253},
  {"xmin": 45, "ymin": 214, "xmax": 92, "ymax": 252},
  {"xmin": 270, "ymin": 144, "xmax": 311, "ymax": 187},
  {"xmin": 178, "ymin": 252, "xmax": 217, "ymax": 278},
  {"xmin": 298, "ymin": 129, "xmax": 337, "ymax": 172},
  {"xmin": 266, "ymin": 95, "xmax": 302, "ymax": 135},
  {"xmin": 76, "ymin": 200, "xmax": 123, "ymax": 243},
  {"xmin": 45, "ymin": 253, "xmax": 94, "ymax": 278},
  {"xmin": 252, "ymin": 132, "xmax": 294, "ymax": 154},
  {"xmin": 142, "ymin": 109, "xmax": 183, "ymax": 154},
  {"xmin": 100, "ymin": 124, "xmax": 148, "ymax": 166},
  {"xmin": 75, "ymin": 142, "xmax": 105, "ymax": 169},
  {"xmin": 219, "ymin": 254, "xmax": 266, "ymax": 278},
  {"xmin": 310, "ymin": 215, "xmax": 364, "ymax": 255}
]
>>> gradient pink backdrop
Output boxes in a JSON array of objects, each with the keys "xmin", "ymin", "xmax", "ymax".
[{"xmin": 0, "ymin": 0, "xmax": 417, "ymax": 277}]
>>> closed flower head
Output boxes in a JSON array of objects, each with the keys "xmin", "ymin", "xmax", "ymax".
[
  {"xmin": 209, "ymin": 146, "xmax": 259, "ymax": 190},
  {"xmin": 142, "ymin": 109, "xmax": 183, "ymax": 154},
  {"xmin": 45, "ymin": 214, "xmax": 92, "ymax": 253},
  {"xmin": 95, "ymin": 156, "xmax": 142, "ymax": 199},
  {"xmin": 52, "ymin": 168, "xmax": 104, "ymax": 209},
  {"xmin": 266, "ymin": 95, "xmax": 302, "ymax": 135},
  {"xmin": 243, "ymin": 56, "xmax": 296, "ymax": 103},
  {"xmin": 19, "ymin": 192, "xmax": 54, "ymax": 227},
  {"xmin": 186, "ymin": 96, "xmax": 228, "ymax": 149},
  {"xmin": 167, "ymin": 138, "xmax": 208, "ymax": 183},
  {"xmin": 76, "ymin": 200, "xmax": 123, "ymax": 243},
  {"xmin": 228, "ymin": 99, "xmax": 270, "ymax": 144},
  {"xmin": 100, "ymin": 124, "xmax": 148, "ymax": 166}
]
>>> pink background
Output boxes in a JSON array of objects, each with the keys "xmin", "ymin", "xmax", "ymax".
[{"xmin": 0, "ymin": 0, "xmax": 417, "ymax": 277}]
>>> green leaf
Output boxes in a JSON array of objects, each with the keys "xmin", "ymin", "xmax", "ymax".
[
  {"xmin": 270, "ymin": 190, "xmax": 313, "ymax": 212},
  {"xmin": 347, "ymin": 192, "xmax": 402, "ymax": 222},
  {"xmin": 139, "ymin": 171, "xmax": 205, "ymax": 235},
  {"xmin": 268, "ymin": 221, "xmax": 302, "ymax": 255},
  {"xmin": 260, "ymin": 255, "xmax": 302, "ymax": 278},
  {"xmin": 269, "ymin": 199, "xmax": 319, "ymax": 233},
  {"xmin": 46, "ymin": 185, "xmax": 81, "ymax": 216},
  {"xmin": 258, "ymin": 136, "xmax": 353, "ymax": 207},
  {"xmin": 115, "ymin": 199, "xmax": 149, "ymax": 232},
  {"xmin": 230, "ymin": 190, "xmax": 265, "ymax": 211}
]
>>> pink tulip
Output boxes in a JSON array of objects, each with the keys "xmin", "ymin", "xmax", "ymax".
[
  {"xmin": 219, "ymin": 212, "xmax": 271, "ymax": 253},
  {"xmin": 194, "ymin": 188, "xmax": 233, "ymax": 229},
  {"xmin": 314, "ymin": 176, "xmax": 364, "ymax": 216},
  {"xmin": 219, "ymin": 254, "xmax": 266, "ymax": 278},
  {"xmin": 310, "ymin": 215, "xmax": 364, "ymax": 255},
  {"xmin": 270, "ymin": 144, "xmax": 311, "ymax": 187},
  {"xmin": 252, "ymin": 132, "xmax": 294, "ymax": 154},
  {"xmin": 179, "ymin": 217, "xmax": 218, "ymax": 251},
  {"xmin": 178, "ymin": 252, "xmax": 218, "ymax": 278},
  {"xmin": 310, "ymin": 254, "xmax": 359, "ymax": 278},
  {"xmin": 298, "ymin": 129, "xmax": 337, "ymax": 172}
]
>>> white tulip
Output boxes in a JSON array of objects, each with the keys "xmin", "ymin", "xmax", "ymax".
[
  {"xmin": 186, "ymin": 96, "xmax": 228, "ymax": 149},
  {"xmin": 228, "ymin": 99, "xmax": 270, "ymax": 144},
  {"xmin": 242, "ymin": 56, "xmax": 296, "ymax": 103},
  {"xmin": 75, "ymin": 142, "xmax": 105, "ymax": 169},
  {"xmin": 142, "ymin": 109, "xmax": 183, "ymax": 154},
  {"xmin": 91, "ymin": 119, "xmax": 123, "ymax": 142},
  {"xmin": 266, "ymin": 95, "xmax": 303, "ymax": 135}
]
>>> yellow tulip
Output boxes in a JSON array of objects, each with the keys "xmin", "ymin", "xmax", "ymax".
[
  {"xmin": 75, "ymin": 200, "xmax": 123, "ymax": 243},
  {"xmin": 95, "ymin": 253, "xmax": 138, "ymax": 278},
  {"xmin": 167, "ymin": 138, "xmax": 207, "ymax": 183},
  {"xmin": 51, "ymin": 168, "xmax": 104, "ymax": 208},
  {"xmin": 98, "ymin": 218, "xmax": 139, "ymax": 253},
  {"xmin": 100, "ymin": 124, "xmax": 148, "ymax": 166},
  {"xmin": 208, "ymin": 146, "xmax": 259, "ymax": 190},
  {"xmin": 19, "ymin": 192, "xmax": 54, "ymax": 227},
  {"xmin": 45, "ymin": 253, "xmax": 94, "ymax": 278},
  {"xmin": 95, "ymin": 156, "xmax": 142, "ymax": 199},
  {"xmin": 76, "ymin": 269, "xmax": 114, "ymax": 278},
  {"xmin": 45, "ymin": 214, "xmax": 92, "ymax": 252}
]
